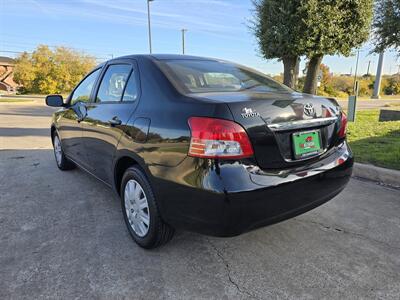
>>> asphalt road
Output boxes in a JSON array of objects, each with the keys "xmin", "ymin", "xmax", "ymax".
[{"xmin": 1, "ymin": 101, "xmax": 400, "ymax": 299}]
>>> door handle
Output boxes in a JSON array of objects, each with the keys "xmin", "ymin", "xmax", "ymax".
[{"xmin": 109, "ymin": 116, "xmax": 122, "ymax": 126}]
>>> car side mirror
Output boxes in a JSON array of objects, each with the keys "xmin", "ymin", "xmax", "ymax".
[{"xmin": 46, "ymin": 95, "xmax": 64, "ymax": 107}]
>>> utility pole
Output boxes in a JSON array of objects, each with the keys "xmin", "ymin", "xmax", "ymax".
[
  {"xmin": 147, "ymin": 0, "xmax": 154, "ymax": 54},
  {"xmin": 353, "ymin": 49, "xmax": 360, "ymax": 95},
  {"xmin": 372, "ymin": 52, "xmax": 384, "ymax": 99},
  {"xmin": 181, "ymin": 29, "xmax": 187, "ymax": 55},
  {"xmin": 366, "ymin": 60, "xmax": 371, "ymax": 76}
]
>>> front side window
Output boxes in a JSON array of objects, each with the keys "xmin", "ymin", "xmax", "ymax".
[
  {"xmin": 70, "ymin": 68, "xmax": 101, "ymax": 105},
  {"xmin": 96, "ymin": 64, "xmax": 131, "ymax": 103},
  {"xmin": 159, "ymin": 59, "xmax": 292, "ymax": 94}
]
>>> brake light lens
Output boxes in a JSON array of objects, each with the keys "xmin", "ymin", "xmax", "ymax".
[
  {"xmin": 338, "ymin": 111, "xmax": 347, "ymax": 138},
  {"xmin": 188, "ymin": 117, "xmax": 254, "ymax": 159}
]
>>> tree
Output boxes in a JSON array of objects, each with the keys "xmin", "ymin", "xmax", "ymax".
[
  {"xmin": 252, "ymin": 1, "xmax": 305, "ymax": 89},
  {"xmin": 372, "ymin": 0, "xmax": 400, "ymax": 53},
  {"xmin": 252, "ymin": 0, "xmax": 373, "ymax": 94},
  {"xmin": 301, "ymin": 0, "xmax": 373, "ymax": 94},
  {"xmin": 316, "ymin": 63, "xmax": 333, "ymax": 95},
  {"xmin": 13, "ymin": 45, "xmax": 96, "ymax": 94}
]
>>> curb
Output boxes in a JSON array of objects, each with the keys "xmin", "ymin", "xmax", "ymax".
[{"xmin": 352, "ymin": 162, "xmax": 400, "ymax": 188}]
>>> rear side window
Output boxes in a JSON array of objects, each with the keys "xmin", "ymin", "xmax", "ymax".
[
  {"xmin": 70, "ymin": 68, "xmax": 101, "ymax": 105},
  {"xmin": 122, "ymin": 70, "xmax": 139, "ymax": 102},
  {"xmin": 96, "ymin": 64, "xmax": 132, "ymax": 103}
]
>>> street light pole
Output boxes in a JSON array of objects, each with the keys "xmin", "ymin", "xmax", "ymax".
[
  {"xmin": 181, "ymin": 29, "xmax": 187, "ymax": 55},
  {"xmin": 366, "ymin": 60, "xmax": 371, "ymax": 76},
  {"xmin": 147, "ymin": 0, "xmax": 153, "ymax": 54}
]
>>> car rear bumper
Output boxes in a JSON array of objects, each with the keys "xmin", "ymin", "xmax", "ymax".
[{"xmin": 150, "ymin": 141, "xmax": 353, "ymax": 237}]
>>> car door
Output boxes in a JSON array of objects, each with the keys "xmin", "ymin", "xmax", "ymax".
[
  {"xmin": 59, "ymin": 68, "xmax": 102, "ymax": 168},
  {"xmin": 81, "ymin": 60, "xmax": 140, "ymax": 184}
]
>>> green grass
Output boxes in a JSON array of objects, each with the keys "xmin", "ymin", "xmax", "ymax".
[{"xmin": 347, "ymin": 110, "xmax": 400, "ymax": 170}]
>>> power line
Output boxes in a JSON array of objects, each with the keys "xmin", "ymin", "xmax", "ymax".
[
  {"xmin": 0, "ymin": 50, "xmax": 32, "ymax": 54},
  {"xmin": 1, "ymin": 38, "xmax": 115, "ymax": 52},
  {"xmin": 0, "ymin": 49, "xmax": 108, "ymax": 61},
  {"xmin": 1, "ymin": 41, "xmax": 118, "ymax": 58}
]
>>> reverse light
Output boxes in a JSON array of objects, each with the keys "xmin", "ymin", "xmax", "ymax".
[
  {"xmin": 338, "ymin": 111, "xmax": 347, "ymax": 138},
  {"xmin": 188, "ymin": 117, "xmax": 254, "ymax": 159}
]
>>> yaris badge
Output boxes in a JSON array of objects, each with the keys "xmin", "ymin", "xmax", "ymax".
[
  {"xmin": 241, "ymin": 107, "xmax": 260, "ymax": 118},
  {"xmin": 303, "ymin": 103, "xmax": 315, "ymax": 117}
]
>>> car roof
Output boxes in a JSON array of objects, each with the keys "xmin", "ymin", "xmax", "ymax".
[
  {"xmin": 151, "ymin": 54, "xmax": 218, "ymax": 61},
  {"xmin": 93, "ymin": 54, "xmax": 223, "ymax": 73},
  {"xmin": 111, "ymin": 54, "xmax": 220, "ymax": 62}
]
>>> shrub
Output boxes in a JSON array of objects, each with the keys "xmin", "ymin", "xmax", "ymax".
[{"xmin": 382, "ymin": 76, "xmax": 400, "ymax": 95}]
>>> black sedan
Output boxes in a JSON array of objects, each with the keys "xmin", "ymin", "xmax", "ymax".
[{"xmin": 46, "ymin": 54, "xmax": 353, "ymax": 249}]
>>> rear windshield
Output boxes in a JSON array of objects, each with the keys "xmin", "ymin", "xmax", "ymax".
[{"xmin": 158, "ymin": 59, "xmax": 292, "ymax": 94}]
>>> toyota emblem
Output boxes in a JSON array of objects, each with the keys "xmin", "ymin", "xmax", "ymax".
[{"xmin": 303, "ymin": 103, "xmax": 315, "ymax": 117}]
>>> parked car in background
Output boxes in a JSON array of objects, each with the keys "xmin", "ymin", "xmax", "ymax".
[{"xmin": 46, "ymin": 55, "xmax": 353, "ymax": 248}]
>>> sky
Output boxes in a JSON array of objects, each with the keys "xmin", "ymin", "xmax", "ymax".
[{"xmin": 1, "ymin": 0, "xmax": 398, "ymax": 76}]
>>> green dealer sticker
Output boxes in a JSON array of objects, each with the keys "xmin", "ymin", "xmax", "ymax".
[{"xmin": 292, "ymin": 130, "xmax": 322, "ymax": 159}]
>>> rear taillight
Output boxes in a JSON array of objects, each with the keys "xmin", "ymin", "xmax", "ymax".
[
  {"xmin": 188, "ymin": 117, "xmax": 254, "ymax": 159},
  {"xmin": 338, "ymin": 111, "xmax": 347, "ymax": 138}
]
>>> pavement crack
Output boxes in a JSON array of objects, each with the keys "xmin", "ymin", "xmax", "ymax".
[
  {"xmin": 207, "ymin": 238, "xmax": 260, "ymax": 300},
  {"xmin": 295, "ymin": 218, "xmax": 400, "ymax": 251},
  {"xmin": 9, "ymin": 156, "xmax": 25, "ymax": 160},
  {"xmin": 353, "ymin": 176, "xmax": 400, "ymax": 191}
]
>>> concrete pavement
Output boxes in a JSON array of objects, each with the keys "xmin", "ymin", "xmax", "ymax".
[
  {"xmin": 1, "ymin": 101, "xmax": 400, "ymax": 299},
  {"xmin": 0, "ymin": 101, "xmax": 55, "ymax": 150}
]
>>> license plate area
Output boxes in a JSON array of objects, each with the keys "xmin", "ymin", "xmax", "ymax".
[{"xmin": 292, "ymin": 130, "xmax": 323, "ymax": 159}]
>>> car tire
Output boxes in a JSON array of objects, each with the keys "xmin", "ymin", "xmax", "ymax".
[
  {"xmin": 121, "ymin": 166, "xmax": 174, "ymax": 249},
  {"xmin": 52, "ymin": 133, "xmax": 75, "ymax": 170}
]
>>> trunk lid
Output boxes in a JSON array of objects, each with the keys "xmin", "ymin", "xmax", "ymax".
[{"xmin": 191, "ymin": 91, "xmax": 342, "ymax": 169}]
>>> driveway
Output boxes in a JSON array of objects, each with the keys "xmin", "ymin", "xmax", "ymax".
[{"xmin": 1, "ymin": 101, "xmax": 399, "ymax": 299}]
